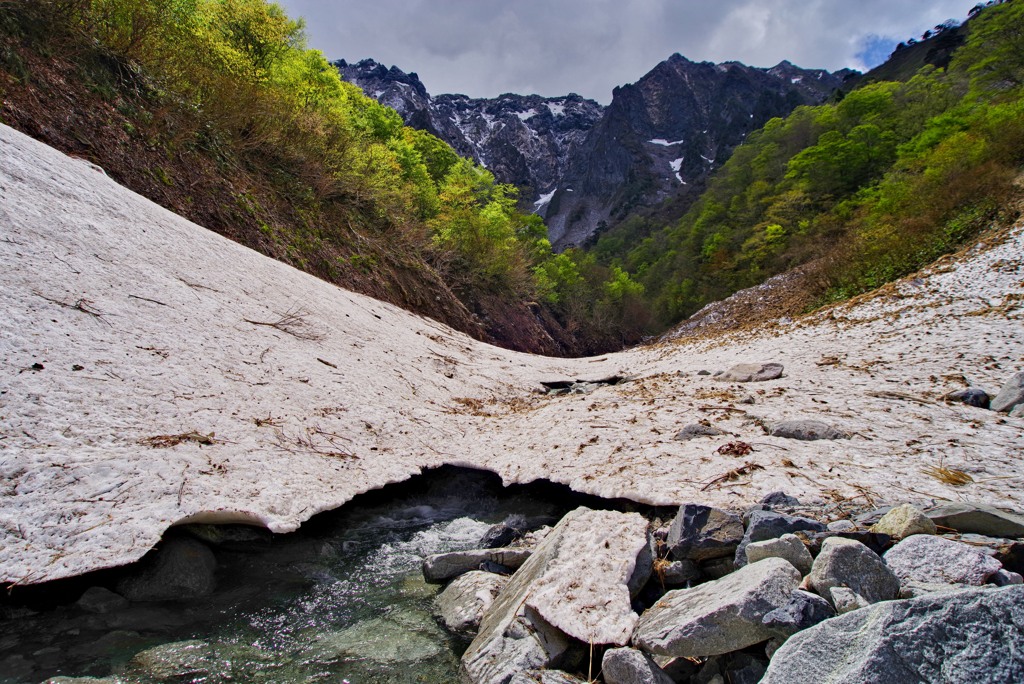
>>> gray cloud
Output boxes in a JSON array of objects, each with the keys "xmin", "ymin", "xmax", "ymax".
[{"xmin": 277, "ymin": 0, "xmax": 969, "ymax": 103}]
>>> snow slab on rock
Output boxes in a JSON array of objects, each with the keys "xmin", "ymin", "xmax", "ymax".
[
  {"xmin": 3, "ymin": 121, "xmax": 1024, "ymax": 584},
  {"xmin": 460, "ymin": 507, "xmax": 645, "ymax": 682}
]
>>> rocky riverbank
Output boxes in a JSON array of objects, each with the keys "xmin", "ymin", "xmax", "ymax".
[{"xmin": 424, "ymin": 498, "xmax": 1024, "ymax": 683}]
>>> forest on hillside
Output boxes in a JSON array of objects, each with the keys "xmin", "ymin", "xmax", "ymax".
[
  {"xmin": 590, "ymin": 0, "xmax": 1024, "ymax": 327},
  {"xmin": 0, "ymin": 0, "xmax": 648, "ymax": 354}
]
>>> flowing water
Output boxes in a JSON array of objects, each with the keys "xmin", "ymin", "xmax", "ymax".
[{"xmin": 0, "ymin": 468, "xmax": 590, "ymax": 684}]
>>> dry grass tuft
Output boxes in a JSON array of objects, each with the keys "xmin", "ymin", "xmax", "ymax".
[
  {"xmin": 140, "ymin": 431, "xmax": 216, "ymax": 448},
  {"xmin": 922, "ymin": 465, "xmax": 974, "ymax": 486}
]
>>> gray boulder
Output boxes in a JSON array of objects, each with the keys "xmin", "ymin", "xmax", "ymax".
[
  {"xmin": 761, "ymin": 586, "xmax": 1024, "ymax": 683},
  {"xmin": 946, "ymin": 388, "xmax": 990, "ymax": 409},
  {"xmin": 76, "ymin": 586, "xmax": 129, "ymax": 614},
  {"xmin": 479, "ymin": 514, "xmax": 529, "ymax": 548},
  {"xmin": 761, "ymin": 589, "xmax": 835, "ymax": 637},
  {"xmin": 674, "ymin": 423, "xmax": 726, "ymax": 440},
  {"xmin": 632, "ymin": 557, "xmax": 801, "ymax": 657},
  {"xmin": 719, "ymin": 363, "xmax": 784, "ymax": 382},
  {"xmin": 667, "ymin": 504, "xmax": 744, "ymax": 562},
  {"xmin": 768, "ymin": 420, "xmax": 850, "ymax": 441},
  {"xmin": 422, "ymin": 548, "xmax": 532, "ymax": 583},
  {"xmin": 734, "ymin": 510, "xmax": 826, "ymax": 568},
  {"xmin": 993, "ymin": 569, "xmax": 1024, "ymax": 586},
  {"xmin": 508, "ymin": 670, "xmax": 587, "ymax": 684},
  {"xmin": 436, "ymin": 571, "xmax": 508, "ymax": 635},
  {"xmin": 658, "ymin": 560, "xmax": 701, "ymax": 587},
  {"xmin": 869, "ymin": 504, "xmax": 936, "ymax": 539},
  {"xmin": 760, "ymin": 491, "xmax": 800, "ymax": 508},
  {"xmin": 115, "ymin": 537, "xmax": 216, "ymax": 601},
  {"xmin": 884, "ymin": 534, "xmax": 1003, "ymax": 586},
  {"xmin": 602, "ymin": 647, "xmax": 675, "ymax": 684},
  {"xmin": 830, "ymin": 586, "xmax": 870, "ymax": 614},
  {"xmin": 1012, "ymin": 404, "xmax": 1024, "ymax": 418},
  {"xmin": 924, "ymin": 502, "xmax": 1024, "ymax": 538},
  {"xmin": 806, "ymin": 537, "xmax": 900, "ymax": 607},
  {"xmin": 744, "ymin": 534, "xmax": 813, "ymax": 575},
  {"xmin": 991, "ymin": 371, "xmax": 1024, "ymax": 412}
]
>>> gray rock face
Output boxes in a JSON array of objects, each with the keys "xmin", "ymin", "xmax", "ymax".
[
  {"xmin": 760, "ymin": 491, "xmax": 800, "ymax": 507},
  {"xmin": 632, "ymin": 557, "xmax": 801, "ymax": 658},
  {"xmin": 768, "ymin": 420, "xmax": 850, "ymax": 441},
  {"xmin": 659, "ymin": 559, "xmax": 701, "ymax": 587},
  {"xmin": 719, "ymin": 363, "xmax": 784, "ymax": 383},
  {"xmin": 734, "ymin": 510, "xmax": 826, "ymax": 568},
  {"xmin": 436, "ymin": 571, "xmax": 508, "ymax": 635},
  {"xmin": 508, "ymin": 670, "xmax": 587, "ymax": 684},
  {"xmin": 947, "ymin": 387, "xmax": 990, "ymax": 409},
  {"xmin": 115, "ymin": 537, "xmax": 216, "ymax": 602},
  {"xmin": 75, "ymin": 586, "xmax": 129, "ymax": 614},
  {"xmin": 761, "ymin": 589, "xmax": 835, "ymax": 637},
  {"xmin": 744, "ymin": 534, "xmax": 814, "ymax": 575},
  {"xmin": 806, "ymin": 537, "xmax": 900, "ymax": 607},
  {"xmin": 924, "ymin": 502, "xmax": 1024, "ymax": 538},
  {"xmin": 869, "ymin": 504, "xmax": 937, "ymax": 539},
  {"xmin": 991, "ymin": 371, "xmax": 1024, "ymax": 412},
  {"xmin": 674, "ymin": 423, "xmax": 726, "ymax": 440},
  {"xmin": 830, "ymin": 586, "xmax": 870, "ymax": 614},
  {"xmin": 422, "ymin": 548, "xmax": 532, "ymax": 584},
  {"xmin": 602, "ymin": 647, "xmax": 675, "ymax": 684},
  {"xmin": 461, "ymin": 508, "xmax": 648, "ymax": 683},
  {"xmin": 884, "ymin": 534, "xmax": 1003, "ymax": 586},
  {"xmin": 1011, "ymin": 404, "xmax": 1024, "ymax": 418},
  {"xmin": 761, "ymin": 586, "xmax": 1024, "ymax": 684},
  {"xmin": 667, "ymin": 504, "xmax": 744, "ymax": 562}
]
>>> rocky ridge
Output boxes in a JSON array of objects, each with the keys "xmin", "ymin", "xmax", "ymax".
[
  {"xmin": 337, "ymin": 56, "xmax": 851, "ymax": 248},
  {"xmin": 335, "ymin": 59, "xmax": 603, "ymax": 202}
]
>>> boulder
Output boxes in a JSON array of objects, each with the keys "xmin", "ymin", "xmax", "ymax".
[
  {"xmin": 884, "ymin": 534, "xmax": 1003, "ymax": 586},
  {"xmin": 869, "ymin": 504, "xmax": 936, "ymax": 539},
  {"xmin": 75, "ymin": 586, "xmax": 129, "ymax": 614},
  {"xmin": 990, "ymin": 371, "xmax": 1024, "ymax": 412},
  {"xmin": 802, "ymin": 530, "xmax": 893, "ymax": 557},
  {"xmin": 658, "ymin": 560, "xmax": 701, "ymax": 587},
  {"xmin": 993, "ymin": 569, "xmax": 1024, "ymax": 586},
  {"xmin": 667, "ymin": 504, "xmax": 744, "ymax": 562},
  {"xmin": 768, "ymin": 420, "xmax": 850, "ymax": 441},
  {"xmin": 115, "ymin": 536, "xmax": 216, "ymax": 602},
  {"xmin": 734, "ymin": 510, "xmax": 826, "ymax": 568},
  {"xmin": 829, "ymin": 586, "xmax": 870, "ymax": 614},
  {"xmin": 806, "ymin": 537, "xmax": 900, "ymax": 607},
  {"xmin": 1011, "ymin": 404, "xmax": 1024, "ymax": 418},
  {"xmin": 718, "ymin": 363, "xmax": 784, "ymax": 382},
  {"xmin": 508, "ymin": 671, "xmax": 586, "ymax": 684},
  {"xmin": 479, "ymin": 514, "xmax": 529, "ymax": 548},
  {"xmin": 760, "ymin": 491, "xmax": 800, "ymax": 508},
  {"xmin": 761, "ymin": 586, "xmax": 1024, "ymax": 684},
  {"xmin": 422, "ymin": 548, "xmax": 532, "ymax": 584},
  {"xmin": 946, "ymin": 388, "xmax": 990, "ymax": 409},
  {"xmin": 826, "ymin": 520, "xmax": 856, "ymax": 532},
  {"xmin": 602, "ymin": 647, "xmax": 675, "ymax": 684},
  {"xmin": 628, "ymin": 534, "xmax": 654, "ymax": 598},
  {"xmin": 461, "ymin": 508, "xmax": 648, "ymax": 683},
  {"xmin": 632, "ymin": 557, "xmax": 801, "ymax": 658},
  {"xmin": 674, "ymin": 423, "xmax": 726, "ymax": 441},
  {"xmin": 924, "ymin": 502, "xmax": 1024, "ymax": 538},
  {"xmin": 744, "ymin": 534, "xmax": 813, "ymax": 575},
  {"xmin": 435, "ymin": 571, "xmax": 508, "ymax": 635},
  {"xmin": 761, "ymin": 589, "xmax": 835, "ymax": 637}
]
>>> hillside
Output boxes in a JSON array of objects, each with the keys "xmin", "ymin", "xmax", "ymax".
[
  {"xmin": 3, "ymin": 121, "xmax": 1023, "ymax": 586},
  {"xmin": 595, "ymin": 0, "xmax": 1024, "ymax": 329}
]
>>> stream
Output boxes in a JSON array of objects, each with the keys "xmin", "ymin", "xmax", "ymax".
[{"xmin": 0, "ymin": 467, "xmax": 595, "ymax": 683}]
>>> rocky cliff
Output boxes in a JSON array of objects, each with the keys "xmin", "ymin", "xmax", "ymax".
[
  {"xmin": 543, "ymin": 55, "xmax": 852, "ymax": 249},
  {"xmin": 335, "ymin": 59, "xmax": 604, "ymax": 204},
  {"xmin": 338, "ymin": 56, "xmax": 852, "ymax": 249}
]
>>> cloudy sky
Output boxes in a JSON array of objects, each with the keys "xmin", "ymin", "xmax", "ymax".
[{"xmin": 276, "ymin": 0, "xmax": 970, "ymax": 103}]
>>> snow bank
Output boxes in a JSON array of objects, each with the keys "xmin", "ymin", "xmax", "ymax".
[{"xmin": 2, "ymin": 123, "xmax": 1023, "ymax": 583}]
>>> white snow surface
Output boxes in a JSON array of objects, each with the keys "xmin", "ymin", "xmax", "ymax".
[
  {"xmin": 670, "ymin": 158, "xmax": 685, "ymax": 183},
  {"xmin": 516, "ymin": 109, "xmax": 537, "ymax": 122},
  {"xmin": 649, "ymin": 139, "xmax": 685, "ymax": 147},
  {"xmin": 533, "ymin": 189, "xmax": 556, "ymax": 211},
  {"xmin": 3, "ymin": 124, "xmax": 1024, "ymax": 584},
  {"xmin": 546, "ymin": 102, "xmax": 565, "ymax": 117}
]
